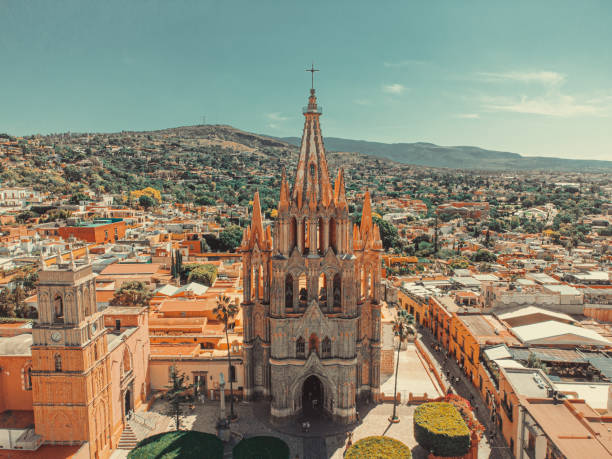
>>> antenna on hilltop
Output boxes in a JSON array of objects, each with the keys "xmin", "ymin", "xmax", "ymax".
[{"xmin": 202, "ymin": 115, "xmax": 206, "ymax": 126}]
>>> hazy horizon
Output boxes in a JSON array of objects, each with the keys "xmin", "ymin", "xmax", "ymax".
[{"xmin": 1, "ymin": 0, "xmax": 611, "ymax": 161}]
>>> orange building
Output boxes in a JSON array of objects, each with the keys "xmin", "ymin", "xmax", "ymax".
[
  {"xmin": 0, "ymin": 257, "xmax": 150, "ymax": 457},
  {"xmin": 57, "ymin": 219, "xmax": 126, "ymax": 244}
]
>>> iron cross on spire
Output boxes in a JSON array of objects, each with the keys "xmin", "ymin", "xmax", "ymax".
[{"xmin": 306, "ymin": 63, "xmax": 319, "ymax": 90}]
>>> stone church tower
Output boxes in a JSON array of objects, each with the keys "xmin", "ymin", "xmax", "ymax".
[
  {"xmin": 31, "ymin": 252, "xmax": 113, "ymax": 458},
  {"xmin": 240, "ymin": 86, "xmax": 383, "ymax": 424}
]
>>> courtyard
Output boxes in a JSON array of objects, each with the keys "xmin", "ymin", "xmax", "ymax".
[{"xmin": 111, "ymin": 340, "xmax": 497, "ymax": 459}]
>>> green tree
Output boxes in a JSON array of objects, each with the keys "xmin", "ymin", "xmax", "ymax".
[
  {"xmin": 471, "ymin": 249, "xmax": 496, "ymax": 263},
  {"xmin": 0, "ymin": 289, "xmax": 15, "ymax": 317},
  {"xmin": 165, "ymin": 368, "xmax": 194, "ymax": 431},
  {"xmin": 186, "ymin": 264, "xmax": 217, "ymax": 286},
  {"xmin": 139, "ymin": 194, "xmax": 156, "ymax": 209},
  {"xmin": 110, "ymin": 281, "xmax": 153, "ymax": 306},
  {"xmin": 219, "ymin": 226, "xmax": 243, "ymax": 252},
  {"xmin": 16, "ymin": 211, "xmax": 36, "ymax": 223},
  {"xmin": 213, "ymin": 294, "xmax": 239, "ymax": 420},
  {"xmin": 69, "ymin": 192, "xmax": 90, "ymax": 204}
]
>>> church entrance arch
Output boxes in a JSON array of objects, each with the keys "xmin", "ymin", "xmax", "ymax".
[{"xmin": 302, "ymin": 375, "xmax": 324, "ymax": 417}]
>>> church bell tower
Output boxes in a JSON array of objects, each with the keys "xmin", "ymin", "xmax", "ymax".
[{"xmin": 31, "ymin": 251, "xmax": 113, "ymax": 458}]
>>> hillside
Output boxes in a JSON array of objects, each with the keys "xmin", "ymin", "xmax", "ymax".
[{"xmin": 279, "ymin": 136, "xmax": 612, "ymax": 172}]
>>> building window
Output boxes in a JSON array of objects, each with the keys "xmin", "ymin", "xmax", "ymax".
[
  {"xmin": 296, "ymin": 337, "xmax": 305, "ymax": 358},
  {"xmin": 25, "ymin": 366, "xmax": 32, "ymax": 390},
  {"xmin": 322, "ymin": 337, "xmax": 331, "ymax": 358},
  {"xmin": 54, "ymin": 354, "xmax": 62, "ymax": 372},
  {"xmin": 230, "ymin": 365, "xmax": 236, "ymax": 382},
  {"xmin": 53, "ymin": 295, "xmax": 64, "ymax": 323},
  {"xmin": 115, "ymin": 319, "xmax": 121, "ymax": 331}
]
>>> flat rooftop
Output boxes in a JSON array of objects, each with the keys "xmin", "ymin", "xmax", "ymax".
[{"xmin": 504, "ymin": 368, "xmax": 550, "ymax": 398}]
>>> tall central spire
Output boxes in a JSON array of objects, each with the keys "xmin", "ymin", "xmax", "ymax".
[{"xmin": 291, "ymin": 85, "xmax": 333, "ymax": 209}]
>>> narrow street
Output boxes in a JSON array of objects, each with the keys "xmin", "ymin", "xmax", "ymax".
[{"xmin": 418, "ymin": 327, "xmax": 514, "ymax": 459}]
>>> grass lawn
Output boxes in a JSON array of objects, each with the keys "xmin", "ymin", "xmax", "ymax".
[
  {"xmin": 233, "ymin": 435, "xmax": 290, "ymax": 459},
  {"xmin": 128, "ymin": 430, "xmax": 223, "ymax": 459}
]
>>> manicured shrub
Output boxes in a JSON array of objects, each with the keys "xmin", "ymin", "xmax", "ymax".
[
  {"xmin": 232, "ymin": 435, "xmax": 290, "ymax": 459},
  {"xmin": 345, "ymin": 436, "xmax": 411, "ymax": 459},
  {"xmin": 128, "ymin": 431, "xmax": 223, "ymax": 459},
  {"xmin": 414, "ymin": 402, "xmax": 470, "ymax": 457}
]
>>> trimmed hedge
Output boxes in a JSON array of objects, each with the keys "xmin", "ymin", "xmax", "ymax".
[
  {"xmin": 414, "ymin": 402, "xmax": 470, "ymax": 457},
  {"xmin": 232, "ymin": 435, "xmax": 290, "ymax": 459},
  {"xmin": 345, "ymin": 436, "xmax": 411, "ymax": 459},
  {"xmin": 128, "ymin": 431, "xmax": 223, "ymax": 459}
]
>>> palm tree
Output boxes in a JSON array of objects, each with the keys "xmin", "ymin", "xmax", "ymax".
[
  {"xmin": 214, "ymin": 294, "xmax": 239, "ymax": 420},
  {"xmin": 390, "ymin": 310, "xmax": 415, "ymax": 423}
]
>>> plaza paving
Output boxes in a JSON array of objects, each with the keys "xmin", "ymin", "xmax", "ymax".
[
  {"xmin": 380, "ymin": 342, "xmax": 443, "ymax": 401},
  {"xmin": 111, "ymin": 340, "xmax": 501, "ymax": 458}
]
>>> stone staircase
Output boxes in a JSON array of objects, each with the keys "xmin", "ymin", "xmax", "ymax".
[{"xmin": 117, "ymin": 423, "xmax": 138, "ymax": 450}]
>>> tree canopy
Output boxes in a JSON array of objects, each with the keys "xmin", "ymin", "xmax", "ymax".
[{"xmin": 110, "ymin": 281, "xmax": 153, "ymax": 306}]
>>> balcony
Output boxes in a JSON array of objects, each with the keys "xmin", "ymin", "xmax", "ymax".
[{"xmin": 302, "ymin": 105, "xmax": 323, "ymax": 115}]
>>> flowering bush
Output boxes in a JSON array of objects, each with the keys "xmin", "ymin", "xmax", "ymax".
[
  {"xmin": 345, "ymin": 436, "xmax": 411, "ymax": 459},
  {"xmin": 414, "ymin": 402, "xmax": 470, "ymax": 457}
]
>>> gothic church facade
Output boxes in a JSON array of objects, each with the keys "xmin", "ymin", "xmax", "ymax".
[{"xmin": 240, "ymin": 87, "xmax": 383, "ymax": 424}]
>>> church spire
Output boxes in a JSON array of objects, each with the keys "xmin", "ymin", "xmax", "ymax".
[
  {"xmin": 291, "ymin": 74, "xmax": 333, "ymax": 209},
  {"xmin": 333, "ymin": 168, "xmax": 347, "ymax": 210},
  {"xmin": 251, "ymin": 191, "xmax": 264, "ymax": 244},
  {"xmin": 360, "ymin": 190, "xmax": 373, "ymax": 238},
  {"xmin": 278, "ymin": 167, "xmax": 289, "ymax": 212}
]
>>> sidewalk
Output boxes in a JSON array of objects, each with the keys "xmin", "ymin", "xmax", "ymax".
[{"xmin": 418, "ymin": 328, "xmax": 513, "ymax": 459}]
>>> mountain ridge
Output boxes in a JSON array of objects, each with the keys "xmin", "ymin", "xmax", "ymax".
[{"xmin": 278, "ymin": 135, "xmax": 611, "ymax": 171}]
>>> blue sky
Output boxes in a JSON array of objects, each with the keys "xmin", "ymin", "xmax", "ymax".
[{"xmin": 1, "ymin": 0, "xmax": 611, "ymax": 160}]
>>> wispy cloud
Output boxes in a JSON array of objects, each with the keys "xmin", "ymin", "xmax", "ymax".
[
  {"xmin": 455, "ymin": 113, "xmax": 480, "ymax": 119},
  {"xmin": 266, "ymin": 112, "xmax": 289, "ymax": 121},
  {"xmin": 477, "ymin": 71, "xmax": 565, "ymax": 86},
  {"xmin": 353, "ymin": 99, "xmax": 371, "ymax": 106},
  {"xmin": 482, "ymin": 94, "xmax": 604, "ymax": 117},
  {"xmin": 267, "ymin": 123, "xmax": 279, "ymax": 129},
  {"xmin": 476, "ymin": 69, "xmax": 611, "ymax": 117},
  {"xmin": 383, "ymin": 59, "xmax": 426, "ymax": 68},
  {"xmin": 382, "ymin": 83, "xmax": 407, "ymax": 95}
]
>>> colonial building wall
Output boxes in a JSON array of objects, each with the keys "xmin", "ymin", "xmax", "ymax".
[
  {"xmin": 0, "ymin": 355, "xmax": 33, "ymax": 412},
  {"xmin": 149, "ymin": 358, "xmax": 244, "ymax": 396}
]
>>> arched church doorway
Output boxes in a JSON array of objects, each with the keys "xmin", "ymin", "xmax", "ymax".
[
  {"xmin": 302, "ymin": 375, "xmax": 324, "ymax": 417},
  {"xmin": 124, "ymin": 389, "xmax": 131, "ymax": 417}
]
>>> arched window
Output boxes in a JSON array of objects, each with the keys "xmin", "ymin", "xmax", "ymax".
[
  {"xmin": 322, "ymin": 337, "xmax": 331, "ymax": 358},
  {"xmin": 25, "ymin": 366, "xmax": 32, "ymax": 390},
  {"xmin": 329, "ymin": 217, "xmax": 337, "ymax": 252},
  {"xmin": 318, "ymin": 272, "xmax": 327, "ymax": 307},
  {"xmin": 308, "ymin": 333, "xmax": 319, "ymax": 356},
  {"xmin": 290, "ymin": 217, "xmax": 297, "ymax": 252},
  {"xmin": 296, "ymin": 337, "xmax": 305, "ymax": 358},
  {"xmin": 54, "ymin": 354, "xmax": 62, "ymax": 372},
  {"xmin": 285, "ymin": 273, "xmax": 294, "ymax": 309},
  {"xmin": 54, "ymin": 295, "xmax": 64, "ymax": 323},
  {"xmin": 298, "ymin": 273, "xmax": 307, "ymax": 308},
  {"xmin": 333, "ymin": 273, "xmax": 342, "ymax": 309}
]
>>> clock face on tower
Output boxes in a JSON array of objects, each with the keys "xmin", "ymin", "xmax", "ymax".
[{"xmin": 51, "ymin": 331, "xmax": 61, "ymax": 342}]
